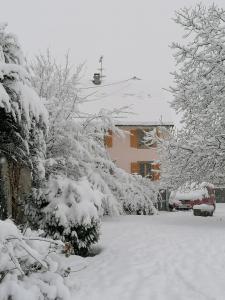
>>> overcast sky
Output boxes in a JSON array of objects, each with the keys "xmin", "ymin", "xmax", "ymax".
[{"xmin": 2, "ymin": 0, "xmax": 225, "ymax": 125}]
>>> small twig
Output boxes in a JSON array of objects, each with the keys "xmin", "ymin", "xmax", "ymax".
[
  {"xmin": 69, "ymin": 265, "xmax": 88, "ymax": 273},
  {"xmin": 6, "ymin": 235, "xmax": 64, "ymax": 246},
  {"xmin": 5, "ymin": 243, "xmax": 24, "ymax": 276}
]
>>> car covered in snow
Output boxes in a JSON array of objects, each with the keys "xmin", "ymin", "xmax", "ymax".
[{"xmin": 169, "ymin": 183, "xmax": 216, "ymax": 216}]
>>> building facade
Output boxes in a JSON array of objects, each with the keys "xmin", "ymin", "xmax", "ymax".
[{"xmin": 105, "ymin": 123, "xmax": 173, "ymax": 181}]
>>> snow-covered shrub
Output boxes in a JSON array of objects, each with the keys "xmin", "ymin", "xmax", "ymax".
[
  {"xmin": 120, "ymin": 174, "xmax": 158, "ymax": 215},
  {"xmin": 42, "ymin": 176, "xmax": 102, "ymax": 256},
  {"xmin": 0, "ymin": 219, "xmax": 78, "ymax": 300},
  {"xmin": 86, "ymin": 147, "xmax": 157, "ymax": 215}
]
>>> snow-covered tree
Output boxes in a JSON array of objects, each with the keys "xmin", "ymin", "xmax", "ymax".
[
  {"xmin": 0, "ymin": 24, "xmax": 47, "ymax": 163},
  {"xmin": 27, "ymin": 53, "xmax": 111, "ymax": 255},
  {"xmin": 159, "ymin": 4, "xmax": 225, "ymax": 188},
  {"xmin": 0, "ymin": 23, "xmax": 48, "ymax": 221}
]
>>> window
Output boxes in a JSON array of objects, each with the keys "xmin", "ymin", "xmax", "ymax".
[
  {"xmin": 137, "ymin": 129, "xmax": 148, "ymax": 148},
  {"xmin": 131, "ymin": 161, "xmax": 160, "ymax": 181},
  {"xmin": 139, "ymin": 161, "xmax": 152, "ymax": 177},
  {"xmin": 130, "ymin": 128, "xmax": 156, "ymax": 148}
]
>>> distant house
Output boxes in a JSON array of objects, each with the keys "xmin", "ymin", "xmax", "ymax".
[{"xmin": 105, "ymin": 122, "xmax": 174, "ymax": 181}]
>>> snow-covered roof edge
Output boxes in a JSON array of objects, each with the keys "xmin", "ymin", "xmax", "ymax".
[{"xmin": 115, "ymin": 121, "xmax": 174, "ymax": 126}]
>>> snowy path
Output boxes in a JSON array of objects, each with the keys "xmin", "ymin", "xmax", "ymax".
[{"xmin": 75, "ymin": 205, "xmax": 225, "ymax": 300}]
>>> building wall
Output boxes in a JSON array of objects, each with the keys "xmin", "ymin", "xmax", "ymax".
[
  {"xmin": 107, "ymin": 126, "xmax": 158, "ymax": 173},
  {"xmin": 0, "ymin": 156, "xmax": 31, "ymax": 223}
]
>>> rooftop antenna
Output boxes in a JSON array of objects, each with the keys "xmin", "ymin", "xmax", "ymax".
[
  {"xmin": 92, "ymin": 55, "xmax": 105, "ymax": 85},
  {"xmin": 99, "ymin": 55, "xmax": 103, "ymax": 79}
]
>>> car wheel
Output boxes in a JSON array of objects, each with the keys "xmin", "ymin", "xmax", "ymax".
[{"xmin": 168, "ymin": 205, "xmax": 173, "ymax": 212}]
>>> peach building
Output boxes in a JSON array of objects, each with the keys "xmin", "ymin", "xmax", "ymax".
[{"xmin": 105, "ymin": 122, "xmax": 173, "ymax": 181}]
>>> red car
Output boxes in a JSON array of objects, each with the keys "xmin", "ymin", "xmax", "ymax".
[{"xmin": 169, "ymin": 183, "xmax": 216, "ymax": 216}]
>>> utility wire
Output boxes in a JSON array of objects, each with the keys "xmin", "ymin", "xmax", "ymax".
[{"xmin": 78, "ymin": 76, "xmax": 141, "ymax": 90}]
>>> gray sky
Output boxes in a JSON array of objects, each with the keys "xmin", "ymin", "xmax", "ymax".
[{"xmin": 2, "ymin": 0, "xmax": 225, "ymax": 125}]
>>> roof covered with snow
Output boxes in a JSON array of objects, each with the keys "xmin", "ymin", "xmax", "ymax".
[
  {"xmin": 78, "ymin": 78, "xmax": 175, "ymax": 125},
  {"xmin": 115, "ymin": 121, "xmax": 174, "ymax": 126}
]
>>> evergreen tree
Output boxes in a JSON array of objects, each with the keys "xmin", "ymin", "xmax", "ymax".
[{"xmin": 0, "ymin": 24, "xmax": 48, "ymax": 221}]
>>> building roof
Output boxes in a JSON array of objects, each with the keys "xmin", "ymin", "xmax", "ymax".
[
  {"xmin": 78, "ymin": 78, "xmax": 176, "ymax": 125},
  {"xmin": 115, "ymin": 121, "xmax": 174, "ymax": 127}
]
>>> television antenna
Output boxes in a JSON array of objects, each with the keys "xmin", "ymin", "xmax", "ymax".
[{"xmin": 92, "ymin": 55, "xmax": 105, "ymax": 85}]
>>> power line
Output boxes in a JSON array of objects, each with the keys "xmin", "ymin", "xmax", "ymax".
[{"xmin": 79, "ymin": 76, "xmax": 141, "ymax": 90}]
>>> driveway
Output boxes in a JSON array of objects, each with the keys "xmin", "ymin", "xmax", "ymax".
[{"xmin": 75, "ymin": 204, "xmax": 225, "ymax": 300}]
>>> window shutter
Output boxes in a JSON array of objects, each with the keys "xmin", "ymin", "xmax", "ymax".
[
  {"xmin": 151, "ymin": 162, "xmax": 160, "ymax": 181},
  {"xmin": 131, "ymin": 162, "xmax": 140, "ymax": 174},
  {"xmin": 104, "ymin": 130, "xmax": 113, "ymax": 148},
  {"xmin": 130, "ymin": 129, "xmax": 138, "ymax": 148},
  {"xmin": 152, "ymin": 173, "xmax": 160, "ymax": 181},
  {"xmin": 152, "ymin": 163, "xmax": 160, "ymax": 170}
]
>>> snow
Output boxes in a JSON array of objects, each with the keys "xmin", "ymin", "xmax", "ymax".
[
  {"xmin": 79, "ymin": 79, "xmax": 175, "ymax": 125},
  {"xmin": 0, "ymin": 219, "xmax": 20, "ymax": 242},
  {"xmin": 15, "ymin": 82, "xmax": 49, "ymax": 126},
  {"xmin": 0, "ymin": 219, "xmax": 80, "ymax": 300},
  {"xmin": 74, "ymin": 204, "xmax": 225, "ymax": 300},
  {"xmin": 170, "ymin": 183, "xmax": 210, "ymax": 202},
  {"xmin": 115, "ymin": 121, "xmax": 174, "ymax": 126},
  {"xmin": 4, "ymin": 80, "xmax": 48, "ymax": 127},
  {"xmin": 0, "ymin": 70, "xmax": 48, "ymax": 128},
  {"xmin": 170, "ymin": 189, "xmax": 208, "ymax": 201},
  {"xmin": 2, "ymin": 205, "xmax": 225, "ymax": 299},
  {"xmin": 0, "ymin": 83, "xmax": 10, "ymax": 111},
  {"xmin": 0, "ymin": 63, "xmax": 29, "ymax": 82},
  {"xmin": 0, "ymin": 26, "xmax": 48, "ymax": 129},
  {"xmin": 44, "ymin": 176, "xmax": 101, "ymax": 226},
  {"xmin": 193, "ymin": 204, "xmax": 215, "ymax": 212}
]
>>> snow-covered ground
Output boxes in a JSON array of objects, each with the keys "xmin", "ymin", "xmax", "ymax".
[{"xmin": 75, "ymin": 204, "xmax": 225, "ymax": 300}]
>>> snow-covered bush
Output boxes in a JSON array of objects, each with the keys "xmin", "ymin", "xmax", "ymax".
[
  {"xmin": 121, "ymin": 174, "xmax": 158, "ymax": 215},
  {"xmin": 0, "ymin": 219, "xmax": 78, "ymax": 300},
  {"xmin": 88, "ymin": 159, "xmax": 157, "ymax": 215},
  {"xmin": 42, "ymin": 176, "xmax": 101, "ymax": 256}
]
